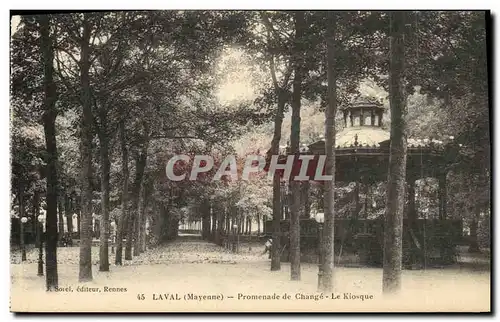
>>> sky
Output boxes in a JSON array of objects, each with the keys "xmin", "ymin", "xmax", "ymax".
[
  {"xmin": 11, "ymin": 15, "xmax": 20, "ymax": 35},
  {"xmin": 215, "ymin": 48, "xmax": 259, "ymax": 105}
]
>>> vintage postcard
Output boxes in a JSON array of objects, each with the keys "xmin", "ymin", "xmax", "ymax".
[{"xmin": 9, "ymin": 10, "xmax": 491, "ymax": 313}]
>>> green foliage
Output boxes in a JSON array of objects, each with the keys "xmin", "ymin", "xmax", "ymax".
[{"xmin": 10, "ymin": 10, "xmax": 489, "ymax": 242}]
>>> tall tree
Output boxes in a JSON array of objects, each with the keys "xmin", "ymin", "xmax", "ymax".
[
  {"xmin": 79, "ymin": 13, "xmax": 94, "ymax": 282},
  {"xmin": 89, "ymin": 12, "xmax": 153, "ymax": 268},
  {"xmin": 382, "ymin": 11, "xmax": 408, "ymax": 294},
  {"xmin": 137, "ymin": 174, "xmax": 153, "ymax": 253},
  {"xmin": 318, "ymin": 11, "xmax": 337, "ymax": 292},
  {"xmin": 97, "ymin": 103, "xmax": 111, "ymax": 270},
  {"xmin": 259, "ymin": 11, "xmax": 293, "ymax": 272},
  {"xmin": 115, "ymin": 119, "xmax": 129, "ymax": 265},
  {"xmin": 289, "ymin": 11, "xmax": 305, "ymax": 281},
  {"xmin": 128, "ymin": 132, "xmax": 149, "ymax": 258},
  {"xmin": 39, "ymin": 14, "xmax": 59, "ymax": 290}
]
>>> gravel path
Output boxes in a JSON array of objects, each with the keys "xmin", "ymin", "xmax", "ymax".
[{"xmin": 10, "ymin": 239, "xmax": 490, "ymax": 312}]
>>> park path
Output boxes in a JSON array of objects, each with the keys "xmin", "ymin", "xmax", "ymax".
[
  {"xmin": 11, "ymin": 234, "xmax": 490, "ymax": 269},
  {"xmin": 10, "ymin": 234, "xmax": 267, "ymax": 266},
  {"xmin": 10, "ymin": 236, "xmax": 490, "ymax": 312}
]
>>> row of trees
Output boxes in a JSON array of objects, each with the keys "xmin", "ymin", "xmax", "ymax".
[
  {"xmin": 246, "ymin": 11, "xmax": 489, "ymax": 293},
  {"xmin": 11, "ymin": 11, "xmax": 261, "ymax": 290},
  {"xmin": 11, "ymin": 11, "xmax": 489, "ymax": 295}
]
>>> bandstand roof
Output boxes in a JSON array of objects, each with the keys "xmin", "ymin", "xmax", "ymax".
[
  {"xmin": 265, "ymin": 96, "xmax": 457, "ymax": 184},
  {"xmin": 340, "ymin": 95, "xmax": 385, "ymax": 111},
  {"xmin": 309, "ymin": 126, "xmax": 437, "ymax": 152},
  {"xmin": 338, "ymin": 126, "xmax": 389, "ymax": 148}
]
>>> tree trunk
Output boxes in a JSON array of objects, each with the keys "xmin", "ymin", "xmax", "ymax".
[
  {"xmin": 383, "ymin": 11, "xmax": 408, "ymax": 295},
  {"xmin": 138, "ymin": 179, "xmax": 150, "ymax": 253},
  {"xmin": 160, "ymin": 203, "xmax": 169, "ymax": 241},
  {"xmin": 438, "ymin": 173, "xmax": 447, "ymax": 220},
  {"xmin": 149, "ymin": 201, "xmax": 160, "ymax": 242},
  {"xmin": 73, "ymin": 195, "xmax": 80, "ymax": 236},
  {"xmin": 142, "ymin": 213, "xmax": 148, "ymax": 252},
  {"xmin": 171, "ymin": 218, "xmax": 179, "ymax": 240},
  {"xmin": 65, "ymin": 194, "xmax": 73, "ymax": 236},
  {"xmin": 115, "ymin": 120, "xmax": 129, "ymax": 265},
  {"xmin": 223, "ymin": 211, "xmax": 227, "ymax": 235},
  {"xmin": 133, "ymin": 178, "xmax": 146, "ymax": 256},
  {"xmin": 57, "ymin": 193, "xmax": 65, "ymax": 242},
  {"xmin": 132, "ymin": 177, "xmax": 145, "ymax": 257},
  {"xmin": 18, "ymin": 184, "xmax": 26, "ymax": 260},
  {"xmin": 302, "ymin": 182, "xmax": 311, "ymax": 218},
  {"xmin": 132, "ymin": 214, "xmax": 140, "ymax": 256},
  {"xmin": 260, "ymin": 16, "xmax": 290, "ymax": 271},
  {"xmin": 126, "ymin": 142, "xmax": 148, "ymax": 259},
  {"xmin": 257, "ymin": 214, "xmax": 261, "ymax": 236},
  {"xmin": 34, "ymin": 190, "xmax": 41, "ymax": 247},
  {"xmin": 77, "ymin": 210, "xmax": 81, "ymax": 237},
  {"xmin": 468, "ymin": 206, "xmax": 481, "ymax": 253},
  {"xmin": 215, "ymin": 206, "xmax": 222, "ymax": 245},
  {"xmin": 162, "ymin": 198, "xmax": 178, "ymax": 241},
  {"xmin": 39, "ymin": 14, "xmax": 59, "ymax": 290},
  {"xmin": 78, "ymin": 14, "xmax": 94, "ymax": 282},
  {"xmin": 289, "ymin": 11, "xmax": 305, "ymax": 281},
  {"xmin": 284, "ymin": 188, "xmax": 290, "ymax": 220},
  {"xmin": 98, "ymin": 125, "xmax": 111, "ymax": 271},
  {"xmin": 202, "ymin": 200, "xmax": 211, "ymax": 240},
  {"xmin": 319, "ymin": 10, "xmax": 337, "ymax": 292},
  {"xmin": 211, "ymin": 207, "xmax": 217, "ymax": 241},
  {"xmin": 141, "ymin": 209, "xmax": 148, "ymax": 253},
  {"xmin": 407, "ymin": 177, "xmax": 420, "ymax": 265}
]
